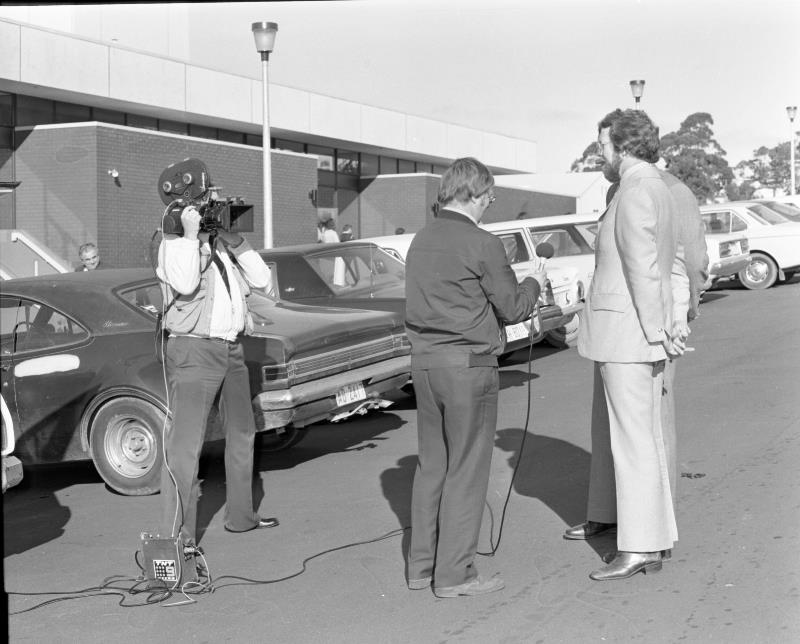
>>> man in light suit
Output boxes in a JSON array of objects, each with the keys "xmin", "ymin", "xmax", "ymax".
[{"xmin": 567, "ymin": 109, "xmax": 687, "ymax": 581}]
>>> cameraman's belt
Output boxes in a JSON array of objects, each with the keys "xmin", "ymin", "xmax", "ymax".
[{"xmin": 411, "ymin": 353, "xmax": 497, "ymax": 369}]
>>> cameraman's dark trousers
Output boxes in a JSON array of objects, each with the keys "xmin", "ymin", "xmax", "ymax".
[
  {"xmin": 407, "ymin": 356, "xmax": 499, "ymax": 589},
  {"xmin": 161, "ymin": 335, "xmax": 260, "ymax": 544}
]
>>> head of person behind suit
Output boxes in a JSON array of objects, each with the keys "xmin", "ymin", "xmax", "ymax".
[
  {"xmin": 597, "ymin": 108, "xmax": 660, "ymax": 172},
  {"xmin": 438, "ymin": 157, "xmax": 496, "ymax": 222},
  {"xmin": 77, "ymin": 242, "xmax": 100, "ymax": 271}
]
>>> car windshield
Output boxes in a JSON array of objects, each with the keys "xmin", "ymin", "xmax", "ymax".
[
  {"xmin": 745, "ymin": 203, "xmax": 791, "ymax": 225},
  {"xmin": 303, "ymin": 245, "xmax": 406, "ymax": 293}
]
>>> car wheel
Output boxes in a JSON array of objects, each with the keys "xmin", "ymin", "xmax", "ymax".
[
  {"xmin": 89, "ymin": 397, "xmax": 164, "ymax": 496},
  {"xmin": 544, "ymin": 313, "xmax": 580, "ymax": 349},
  {"xmin": 255, "ymin": 426, "xmax": 306, "ymax": 453},
  {"xmin": 739, "ymin": 252, "xmax": 778, "ymax": 290}
]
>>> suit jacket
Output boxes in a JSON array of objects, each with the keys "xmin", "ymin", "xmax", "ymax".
[
  {"xmin": 405, "ymin": 208, "xmax": 540, "ymax": 359},
  {"xmin": 578, "ymin": 160, "xmax": 678, "ymax": 363},
  {"xmin": 659, "ymin": 170, "xmax": 709, "ymax": 322}
]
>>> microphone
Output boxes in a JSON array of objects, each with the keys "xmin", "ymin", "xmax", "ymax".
[{"xmin": 535, "ymin": 242, "xmax": 554, "ymax": 259}]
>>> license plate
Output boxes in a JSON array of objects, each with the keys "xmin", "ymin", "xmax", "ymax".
[
  {"xmin": 505, "ymin": 321, "xmax": 530, "ymax": 342},
  {"xmin": 335, "ymin": 382, "xmax": 367, "ymax": 407}
]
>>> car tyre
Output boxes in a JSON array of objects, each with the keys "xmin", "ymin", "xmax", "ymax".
[
  {"xmin": 89, "ymin": 397, "xmax": 164, "ymax": 496},
  {"xmin": 738, "ymin": 252, "xmax": 778, "ymax": 290},
  {"xmin": 544, "ymin": 313, "xmax": 580, "ymax": 349},
  {"xmin": 255, "ymin": 426, "xmax": 306, "ymax": 452}
]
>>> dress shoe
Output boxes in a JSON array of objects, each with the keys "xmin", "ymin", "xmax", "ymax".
[
  {"xmin": 563, "ymin": 521, "xmax": 617, "ymax": 540},
  {"xmin": 590, "ymin": 551, "xmax": 662, "ymax": 581},
  {"xmin": 602, "ymin": 548, "xmax": 672, "ymax": 564},
  {"xmin": 224, "ymin": 517, "xmax": 279, "ymax": 533},
  {"xmin": 407, "ymin": 576, "xmax": 432, "ymax": 590},
  {"xmin": 433, "ymin": 575, "xmax": 505, "ymax": 598}
]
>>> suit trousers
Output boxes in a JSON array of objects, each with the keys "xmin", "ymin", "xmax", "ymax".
[
  {"xmin": 161, "ymin": 336, "xmax": 260, "ymax": 543},
  {"xmin": 586, "ymin": 361, "xmax": 678, "ymax": 552},
  {"xmin": 407, "ymin": 365, "xmax": 499, "ymax": 588}
]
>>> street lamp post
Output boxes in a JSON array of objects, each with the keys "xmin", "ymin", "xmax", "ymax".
[
  {"xmin": 788, "ymin": 105, "xmax": 797, "ymax": 196},
  {"xmin": 629, "ymin": 80, "xmax": 645, "ymax": 110},
  {"xmin": 252, "ymin": 21, "xmax": 278, "ymax": 249}
]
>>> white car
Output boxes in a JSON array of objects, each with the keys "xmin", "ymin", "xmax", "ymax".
[
  {"xmin": 700, "ymin": 203, "xmax": 800, "ymax": 289},
  {"xmin": 359, "ymin": 226, "xmax": 584, "ymax": 348}
]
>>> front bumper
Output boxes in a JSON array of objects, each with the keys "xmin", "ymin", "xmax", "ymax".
[{"xmin": 253, "ymin": 355, "xmax": 411, "ymax": 430}]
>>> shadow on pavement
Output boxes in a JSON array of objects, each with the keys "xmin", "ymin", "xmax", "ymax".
[
  {"xmin": 494, "ymin": 428, "xmax": 613, "ymax": 558},
  {"xmin": 379, "ymin": 454, "xmax": 416, "ymax": 576},
  {"xmin": 2, "ymin": 462, "xmax": 93, "ymax": 556}
]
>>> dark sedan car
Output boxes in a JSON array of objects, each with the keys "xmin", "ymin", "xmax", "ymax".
[
  {"xmin": 259, "ymin": 241, "xmax": 579, "ymax": 355},
  {"xmin": 0, "ymin": 269, "xmax": 410, "ymax": 495}
]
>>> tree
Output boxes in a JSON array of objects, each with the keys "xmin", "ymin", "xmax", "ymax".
[
  {"xmin": 735, "ymin": 140, "xmax": 797, "ymax": 194},
  {"xmin": 570, "ymin": 142, "xmax": 605, "ymax": 173},
  {"xmin": 660, "ymin": 112, "xmax": 733, "ymax": 203}
]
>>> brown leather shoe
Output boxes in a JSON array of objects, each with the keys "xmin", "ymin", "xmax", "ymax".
[
  {"xmin": 563, "ymin": 521, "xmax": 617, "ymax": 540},
  {"xmin": 590, "ymin": 551, "xmax": 662, "ymax": 581},
  {"xmin": 433, "ymin": 575, "xmax": 505, "ymax": 598}
]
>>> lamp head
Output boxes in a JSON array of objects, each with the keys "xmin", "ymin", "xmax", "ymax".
[
  {"xmin": 787, "ymin": 106, "xmax": 798, "ymax": 122},
  {"xmin": 629, "ymin": 79, "xmax": 646, "ymax": 99},
  {"xmin": 252, "ymin": 22, "xmax": 278, "ymax": 53}
]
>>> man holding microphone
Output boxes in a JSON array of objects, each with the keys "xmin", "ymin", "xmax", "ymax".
[{"xmin": 404, "ymin": 157, "xmax": 546, "ymax": 598}]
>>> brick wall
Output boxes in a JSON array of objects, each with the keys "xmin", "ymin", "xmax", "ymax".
[
  {"xmin": 12, "ymin": 123, "xmax": 318, "ymax": 268},
  {"xmin": 359, "ymin": 174, "xmax": 440, "ymax": 236}
]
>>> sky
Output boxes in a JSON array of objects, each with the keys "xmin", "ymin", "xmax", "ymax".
[{"xmin": 5, "ymin": 0, "xmax": 800, "ymax": 173}]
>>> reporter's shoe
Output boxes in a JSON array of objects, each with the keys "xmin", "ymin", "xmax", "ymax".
[
  {"xmin": 224, "ymin": 517, "xmax": 279, "ymax": 532},
  {"xmin": 563, "ymin": 521, "xmax": 617, "ymax": 540},
  {"xmin": 590, "ymin": 551, "xmax": 662, "ymax": 581},
  {"xmin": 433, "ymin": 575, "xmax": 505, "ymax": 598},
  {"xmin": 602, "ymin": 548, "xmax": 672, "ymax": 564},
  {"xmin": 407, "ymin": 576, "xmax": 431, "ymax": 590}
]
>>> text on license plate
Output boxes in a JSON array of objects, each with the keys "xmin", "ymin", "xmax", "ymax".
[
  {"xmin": 505, "ymin": 321, "xmax": 530, "ymax": 342},
  {"xmin": 336, "ymin": 382, "xmax": 367, "ymax": 407}
]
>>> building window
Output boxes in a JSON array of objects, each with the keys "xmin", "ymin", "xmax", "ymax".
[
  {"xmin": 15, "ymin": 95, "xmax": 53, "ymax": 126},
  {"xmin": 337, "ymin": 149, "xmax": 359, "ymax": 175},
  {"xmin": 54, "ymin": 101, "xmax": 90, "ymax": 123},
  {"xmin": 245, "ymin": 133, "xmax": 263, "ymax": 147},
  {"xmin": 92, "ymin": 107, "xmax": 125, "ymax": 125},
  {"xmin": 189, "ymin": 123, "xmax": 217, "ymax": 140},
  {"xmin": 218, "ymin": 128, "xmax": 244, "ymax": 143},
  {"xmin": 127, "ymin": 113, "xmax": 158, "ymax": 131},
  {"xmin": 398, "ymin": 159, "xmax": 415, "ymax": 174},
  {"xmin": 158, "ymin": 119, "xmax": 188, "ymax": 135},
  {"xmin": 308, "ymin": 144, "xmax": 334, "ymax": 171},
  {"xmin": 379, "ymin": 156, "xmax": 397, "ymax": 174},
  {"xmin": 0, "ymin": 93, "xmax": 13, "ymax": 126},
  {"xmin": 360, "ymin": 153, "xmax": 378, "ymax": 176},
  {"xmin": 274, "ymin": 138, "xmax": 304, "ymax": 153}
]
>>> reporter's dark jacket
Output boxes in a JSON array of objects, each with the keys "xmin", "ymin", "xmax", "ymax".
[{"xmin": 405, "ymin": 209, "xmax": 540, "ymax": 366}]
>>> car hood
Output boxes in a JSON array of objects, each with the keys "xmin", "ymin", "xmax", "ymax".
[{"xmin": 247, "ymin": 295, "xmax": 403, "ymax": 356}]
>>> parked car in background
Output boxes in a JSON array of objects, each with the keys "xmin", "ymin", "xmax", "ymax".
[
  {"xmin": 2, "ymin": 394, "xmax": 23, "ymax": 491},
  {"xmin": 699, "ymin": 203, "xmax": 800, "ymax": 289},
  {"xmin": 259, "ymin": 241, "xmax": 583, "ymax": 352},
  {"xmin": 703, "ymin": 231, "xmax": 751, "ymax": 290},
  {"xmin": 0, "ymin": 269, "xmax": 410, "ymax": 495}
]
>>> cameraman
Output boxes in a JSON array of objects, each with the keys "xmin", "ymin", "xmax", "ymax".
[{"xmin": 155, "ymin": 205, "xmax": 278, "ymax": 546}]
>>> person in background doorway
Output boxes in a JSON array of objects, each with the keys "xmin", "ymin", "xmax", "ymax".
[
  {"xmin": 340, "ymin": 224, "xmax": 354, "ymax": 241},
  {"xmin": 75, "ymin": 242, "xmax": 102, "ymax": 271}
]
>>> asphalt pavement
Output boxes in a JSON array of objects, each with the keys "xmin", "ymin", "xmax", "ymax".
[{"xmin": 4, "ymin": 278, "xmax": 800, "ymax": 643}]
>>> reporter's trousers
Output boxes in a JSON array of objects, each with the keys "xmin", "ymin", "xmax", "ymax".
[
  {"xmin": 586, "ymin": 361, "xmax": 678, "ymax": 552},
  {"xmin": 407, "ymin": 365, "xmax": 498, "ymax": 588},
  {"xmin": 161, "ymin": 336, "xmax": 260, "ymax": 543}
]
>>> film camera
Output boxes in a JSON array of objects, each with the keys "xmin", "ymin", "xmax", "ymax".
[{"xmin": 157, "ymin": 158, "xmax": 254, "ymax": 236}]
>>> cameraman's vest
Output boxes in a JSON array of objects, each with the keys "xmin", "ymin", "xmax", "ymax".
[{"xmin": 161, "ymin": 244, "xmax": 254, "ymax": 338}]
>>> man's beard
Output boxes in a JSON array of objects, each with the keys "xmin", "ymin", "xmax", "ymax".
[{"xmin": 602, "ymin": 157, "xmax": 622, "ymax": 184}]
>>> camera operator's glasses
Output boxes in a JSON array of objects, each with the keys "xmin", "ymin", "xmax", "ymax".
[{"xmin": 478, "ymin": 190, "xmax": 496, "ymax": 205}]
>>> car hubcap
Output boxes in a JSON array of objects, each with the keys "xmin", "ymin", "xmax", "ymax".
[
  {"xmin": 106, "ymin": 418, "xmax": 156, "ymax": 478},
  {"xmin": 746, "ymin": 260, "xmax": 767, "ymax": 283}
]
